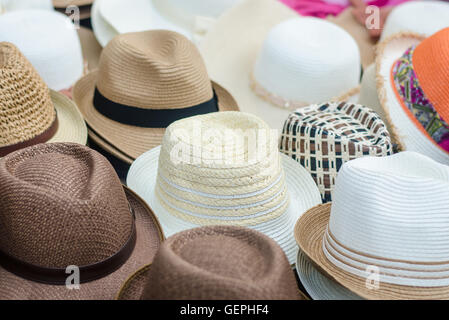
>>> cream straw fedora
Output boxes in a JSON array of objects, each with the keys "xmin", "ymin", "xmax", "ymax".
[
  {"xmin": 296, "ymin": 250, "xmax": 363, "ymax": 300},
  {"xmin": 91, "ymin": 0, "xmax": 241, "ymax": 47},
  {"xmin": 127, "ymin": 112, "xmax": 322, "ymax": 265},
  {"xmin": 0, "ymin": 0, "xmax": 53, "ymax": 12},
  {"xmin": 0, "ymin": 42, "xmax": 87, "ymax": 157},
  {"xmin": 73, "ymin": 30, "xmax": 238, "ymax": 161},
  {"xmin": 295, "ymin": 151, "xmax": 449, "ymax": 300},
  {"xmin": 376, "ymin": 28, "xmax": 449, "ymax": 164},
  {"xmin": 381, "ymin": 0, "xmax": 449, "ymax": 41},
  {"xmin": 199, "ymin": 0, "xmax": 361, "ymax": 131},
  {"xmin": 0, "ymin": 9, "xmax": 84, "ymax": 92}
]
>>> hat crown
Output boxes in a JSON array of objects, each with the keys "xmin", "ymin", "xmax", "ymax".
[
  {"xmin": 0, "ymin": 42, "xmax": 56, "ymax": 148},
  {"xmin": 253, "ymin": 17, "xmax": 360, "ymax": 105},
  {"xmin": 96, "ymin": 30, "xmax": 213, "ymax": 110},
  {"xmin": 0, "ymin": 10, "xmax": 83, "ymax": 91},
  {"xmin": 155, "ymin": 112, "xmax": 290, "ymax": 227},
  {"xmin": 140, "ymin": 226, "xmax": 301, "ymax": 299},
  {"xmin": 327, "ymin": 151, "xmax": 449, "ymax": 286},
  {"xmin": 0, "ymin": 143, "xmax": 134, "ymax": 269}
]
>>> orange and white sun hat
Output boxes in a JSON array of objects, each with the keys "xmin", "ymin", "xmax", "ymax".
[{"xmin": 376, "ymin": 27, "xmax": 449, "ymax": 164}]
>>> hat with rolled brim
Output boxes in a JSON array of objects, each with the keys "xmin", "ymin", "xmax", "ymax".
[
  {"xmin": 295, "ymin": 203, "xmax": 449, "ymax": 300},
  {"xmin": 375, "ymin": 31, "xmax": 449, "ymax": 162},
  {"xmin": 73, "ymin": 71, "xmax": 238, "ymax": 161},
  {"xmin": 0, "ymin": 186, "xmax": 165, "ymax": 300},
  {"xmin": 126, "ymin": 145, "xmax": 322, "ymax": 265}
]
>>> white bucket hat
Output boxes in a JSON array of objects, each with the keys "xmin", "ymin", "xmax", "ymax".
[
  {"xmin": 296, "ymin": 151, "xmax": 449, "ymax": 299},
  {"xmin": 199, "ymin": 0, "xmax": 361, "ymax": 130},
  {"xmin": 0, "ymin": 0, "xmax": 53, "ymax": 12},
  {"xmin": 381, "ymin": 0, "xmax": 449, "ymax": 41},
  {"xmin": 91, "ymin": 0, "xmax": 241, "ymax": 47},
  {"xmin": 126, "ymin": 111, "xmax": 322, "ymax": 264},
  {"xmin": 0, "ymin": 9, "xmax": 84, "ymax": 91}
]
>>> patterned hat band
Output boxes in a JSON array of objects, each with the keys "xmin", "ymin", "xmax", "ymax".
[{"xmin": 392, "ymin": 45, "xmax": 449, "ymax": 152}]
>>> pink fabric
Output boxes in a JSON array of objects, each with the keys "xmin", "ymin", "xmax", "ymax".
[{"xmin": 279, "ymin": 0, "xmax": 410, "ymax": 18}]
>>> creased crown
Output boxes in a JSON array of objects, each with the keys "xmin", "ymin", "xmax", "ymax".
[
  {"xmin": 0, "ymin": 143, "xmax": 133, "ymax": 268},
  {"xmin": 140, "ymin": 226, "xmax": 302, "ymax": 300},
  {"xmin": 0, "ymin": 42, "xmax": 56, "ymax": 147},
  {"xmin": 96, "ymin": 30, "xmax": 213, "ymax": 110}
]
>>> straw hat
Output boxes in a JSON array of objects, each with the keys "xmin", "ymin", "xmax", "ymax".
[
  {"xmin": 296, "ymin": 250, "xmax": 363, "ymax": 300},
  {"xmin": 199, "ymin": 0, "xmax": 361, "ymax": 131},
  {"xmin": 0, "ymin": 43, "xmax": 86, "ymax": 157},
  {"xmin": 0, "ymin": 0, "xmax": 53, "ymax": 12},
  {"xmin": 381, "ymin": 0, "xmax": 449, "ymax": 41},
  {"xmin": 127, "ymin": 112, "xmax": 322, "ymax": 264},
  {"xmin": 326, "ymin": 7, "xmax": 376, "ymax": 69},
  {"xmin": 376, "ymin": 28, "xmax": 449, "ymax": 164},
  {"xmin": 295, "ymin": 151, "xmax": 449, "ymax": 300},
  {"xmin": 280, "ymin": 102, "xmax": 393, "ymax": 202},
  {"xmin": 0, "ymin": 9, "xmax": 84, "ymax": 91},
  {"xmin": 53, "ymin": 0, "xmax": 93, "ymax": 8},
  {"xmin": 91, "ymin": 0, "xmax": 241, "ymax": 47},
  {"xmin": 73, "ymin": 30, "xmax": 238, "ymax": 161},
  {"xmin": 117, "ymin": 226, "xmax": 305, "ymax": 300},
  {"xmin": 0, "ymin": 143, "xmax": 164, "ymax": 300}
]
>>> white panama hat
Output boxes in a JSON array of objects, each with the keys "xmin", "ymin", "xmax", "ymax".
[
  {"xmin": 0, "ymin": 9, "xmax": 84, "ymax": 91},
  {"xmin": 127, "ymin": 112, "xmax": 322, "ymax": 265},
  {"xmin": 199, "ymin": 0, "xmax": 361, "ymax": 131},
  {"xmin": 0, "ymin": 0, "xmax": 53, "ymax": 12},
  {"xmin": 296, "ymin": 151, "xmax": 449, "ymax": 299},
  {"xmin": 91, "ymin": 0, "xmax": 242, "ymax": 47},
  {"xmin": 381, "ymin": 0, "xmax": 449, "ymax": 41}
]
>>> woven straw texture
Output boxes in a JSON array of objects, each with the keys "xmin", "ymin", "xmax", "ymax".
[
  {"xmin": 280, "ymin": 102, "xmax": 392, "ymax": 202},
  {"xmin": 117, "ymin": 226, "xmax": 304, "ymax": 300},
  {"xmin": 0, "ymin": 143, "xmax": 164, "ymax": 300},
  {"xmin": 73, "ymin": 30, "xmax": 238, "ymax": 160},
  {"xmin": 0, "ymin": 42, "xmax": 56, "ymax": 147},
  {"xmin": 295, "ymin": 152, "xmax": 449, "ymax": 299}
]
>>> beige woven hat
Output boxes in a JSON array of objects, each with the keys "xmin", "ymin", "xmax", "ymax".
[
  {"xmin": 0, "ymin": 42, "xmax": 87, "ymax": 157},
  {"xmin": 295, "ymin": 151, "xmax": 449, "ymax": 300},
  {"xmin": 117, "ymin": 226, "xmax": 305, "ymax": 300},
  {"xmin": 0, "ymin": 142, "xmax": 164, "ymax": 300},
  {"xmin": 127, "ymin": 111, "xmax": 322, "ymax": 265},
  {"xmin": 73, "ymin": 30, "xmax": 238, "ymax": 161}
]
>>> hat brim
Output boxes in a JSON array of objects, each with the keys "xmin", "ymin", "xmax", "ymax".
[
  {"xmin": 126, "ymin": 146, "xmax": 322, "ymax": 265},
  {"xmin": 92, "ymin": 0, "xmax": 190, "ymax": 47},
  {"xmin": 77, "ymin": 27, "xmax": 102, "ymax": 72},
  {"xmin": 0, "ymin": 186, "xmax": 164, "ymax": 300},
  {"xmin": 376, "ymin": 32, "xmax": 449, "ymax": 163},
  {"xmin": 295, "ymin": 250, "xmax": 363, "ymax": 300},
  {"xmin": 48, "ymin": 90, "xmax": 87, "ymax": 145},
  {"xmin": 73, "ymin": 70, "xmax": 239, "ymax": 160},
  {"xmin": 295, "ymin": 203, "xmax": 449, "ymax": 300},
  {"xmin": 88, "ymin": 128, "xmax": 134, "ymax": 165}
]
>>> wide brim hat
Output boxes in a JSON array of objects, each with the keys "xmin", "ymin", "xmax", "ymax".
[
  {"xmin": 0, "ymin": 186, "xmax": 164, "ymax": 300},
  {"xmin": 376, "ymin": 32, "xmax": 449, "ymax": 162},
  {"xmin": 88, "ymin": 128, "xmax": 134, "ymax": 165},
  {"xmin": 126, "ymin": 145, "xmax": 322, "ymax": 265},
  {"xmin": 199, "ymin": 0, "xmax": 360, "ymax": 131},
  {"xmin": 43, "ymin": 90, "xmax": 87, "ymax": 146},
  {"xmin": 295, "ymin": 203, "xmax": 449, "ymax": 300},
  {"xmin": 73, "ymin": 71, "xmax": 239, "ymax": 160}
]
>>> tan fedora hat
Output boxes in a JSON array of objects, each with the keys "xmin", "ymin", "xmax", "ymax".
[
  {"xmin": 73, "ymin": 30, "xmax": 238, "ymax": 161},
  {"xmin": 295, "ymin": 151, "xmax": 449, "ymax": 300},
  {"xmin": 0, "ymin": 143, "xmax": 165, "ymax": 300},
  {"xmin": 117, "ymin": 226, "xmax": 305, "ymax": 300},
  {"xmin": 0, "ymin": 42, "xmax": 87, "ymax": 157}
]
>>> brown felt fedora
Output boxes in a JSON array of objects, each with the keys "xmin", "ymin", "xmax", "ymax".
[
  {"xmin": 117, "ymin": 226, "xmax": 305, "ymax": 300},
  {"xmin": 73, "ymin": 30, "xmax": 239, "ymax": 162},
  {"xmin": 0, "ymin": 143, "xmax": 164, "ymax": 300}
]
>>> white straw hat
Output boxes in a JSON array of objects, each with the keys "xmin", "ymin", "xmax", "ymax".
[
  {"xmin": 0, "ymin": 0, "xmax": 53, "ymax": 12},
  {"xmin": 296, "ymin": 151, "xmax": 449, "ymax": 299},
  {"xmin": 296, "ymin": 250, "xmax": 363, "ymax": 300},
  {"xmin": 0, "ymin": 9, "xmax": 83, "ymax": 91},
  {"xmin": 127, "ymin": 112, "xmax": 322, "ymax": 264},
  {"xmin": 91, "ymin": 0, "xmax": 241, "ymax": 47},
  {"xmin": 381, "ymin": 1, "xmax": 449, "ymax": 41},
  {"xmin": 199, "ymin": 0, "xmax": 361, "ymax": 130}
]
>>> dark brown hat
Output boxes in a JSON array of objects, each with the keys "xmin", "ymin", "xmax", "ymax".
[
  {"xmin": 117, "ymin": 226, "xmax": 305, "ymax": 300},
  {"xmin": 0, "ymin": 143, "xmax": 164, "ymax": 300}
]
